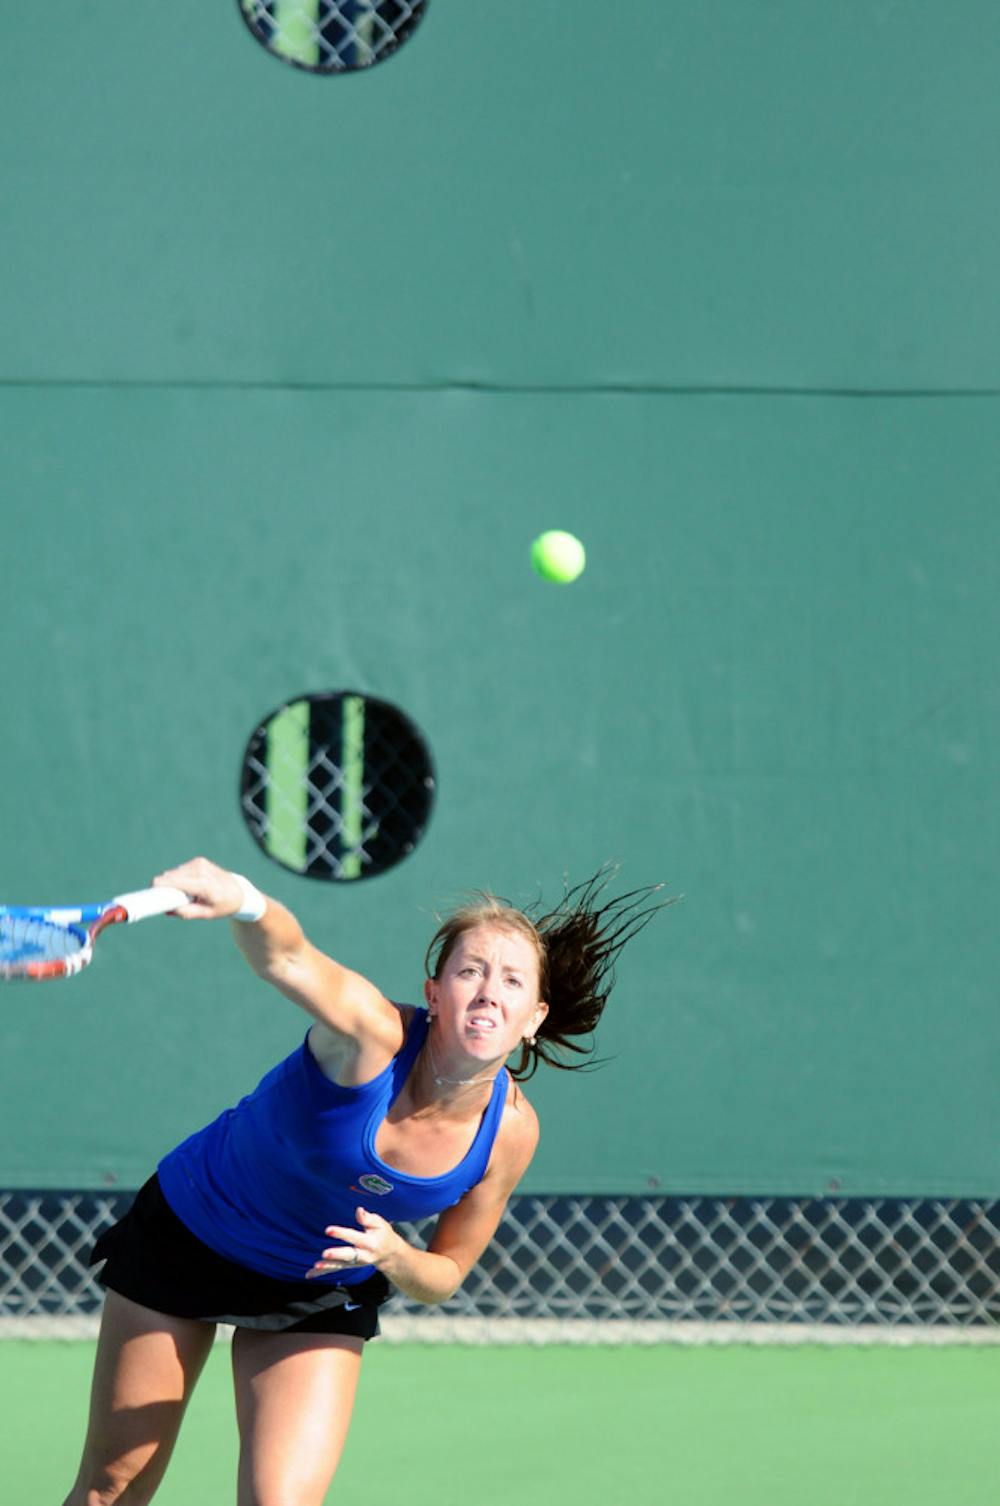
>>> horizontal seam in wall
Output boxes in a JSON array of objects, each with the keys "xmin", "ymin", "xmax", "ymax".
[{"xmin": 1, "ymin": 378, "xmax": 1000, "ymax": 400}]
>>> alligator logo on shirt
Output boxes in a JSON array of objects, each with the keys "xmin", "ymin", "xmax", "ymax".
[{"xmin": 357, "ymin": 1173, "xmax": 394, "ymax": 1196}]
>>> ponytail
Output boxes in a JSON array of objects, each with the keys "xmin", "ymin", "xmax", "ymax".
[{"xmin": 425, "ymin": 866, "xmax": 675, "ymax": 1082}]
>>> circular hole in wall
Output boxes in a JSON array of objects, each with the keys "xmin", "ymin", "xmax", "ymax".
[
  {"xmin": 237, "ymin": 0, "xmax": 430, "ymax": 74},
  {"xmin": 240, "ymin": 690, "xmax": 435, "ymax": 881}
]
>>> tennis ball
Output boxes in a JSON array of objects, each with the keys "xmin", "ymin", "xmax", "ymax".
[{"xmin": 530, "ymin": 530, "xmax": 586, "ymax": 584}]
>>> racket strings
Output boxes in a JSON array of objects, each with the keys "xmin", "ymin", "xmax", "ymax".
[{"xmin": 0, "ymin": 914, "xmax": 87, "ymax": 965}]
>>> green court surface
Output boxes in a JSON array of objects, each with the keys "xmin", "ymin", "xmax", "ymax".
[{"xmin": 2, "ymin": 1340, "xmax": 998, "ymax": 1504}]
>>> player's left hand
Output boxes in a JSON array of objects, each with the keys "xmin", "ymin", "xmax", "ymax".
[{"xmin": 305, "ymin": 1206, "xmax": 403, "ymax": 1278}]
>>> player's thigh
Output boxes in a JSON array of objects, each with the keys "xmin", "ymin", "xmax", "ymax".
[
  {"xmin": 231, "ymin": 1327, "xmax": 365, "ymax": 1506},
  {"xmin": 66, "ymin": 1290, "xmax": 216, "ymax": 1503}
]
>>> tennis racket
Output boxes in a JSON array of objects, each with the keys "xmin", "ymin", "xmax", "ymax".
[{"xmin": 0, "ymin": 887, "xmax": 189, "ymax": 982}]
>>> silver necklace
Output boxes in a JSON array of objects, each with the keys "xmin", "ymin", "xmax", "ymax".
[{"xmin": 426, "ymin": 1032, "xmax": 497, "ymax": 1089}]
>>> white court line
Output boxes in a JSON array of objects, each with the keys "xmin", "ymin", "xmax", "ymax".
[{"xmin": 2, "ymin": 1315, "xmax": 999, "ymax": 1346}]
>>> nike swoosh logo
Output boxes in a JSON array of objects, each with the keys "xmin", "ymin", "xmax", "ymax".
[{"xmin": 344, "ymin": 1301, "xmax": 363, "ymax": 1311}]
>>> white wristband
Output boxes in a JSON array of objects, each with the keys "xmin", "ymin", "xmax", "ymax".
[{"xmin": 231, "ymin": 873, "xmax": 267, "ymax": 923}]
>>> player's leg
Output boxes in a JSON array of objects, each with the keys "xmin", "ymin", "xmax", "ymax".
[
  {"xmin": 231, "ymin": 1327, "xmax": 365, "ymax": 1506},
  {"xmin": 61, "ymin": 1290, "xmax": 217, "ymax": 1506}
]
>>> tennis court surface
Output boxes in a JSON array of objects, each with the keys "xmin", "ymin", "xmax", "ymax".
[{"xmin": 4, "ymin": 1339, "xmax": 997, "ymax": 1504}]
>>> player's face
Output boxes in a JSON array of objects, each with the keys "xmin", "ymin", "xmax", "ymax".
[{"xmin": 424, "ymin": 925, "xmax": 548, "ymax": 1065}]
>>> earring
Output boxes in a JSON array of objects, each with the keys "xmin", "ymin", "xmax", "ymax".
[{"xmin": 526, "ymin": 1035, "xmax": 537, "ymax": 1046}]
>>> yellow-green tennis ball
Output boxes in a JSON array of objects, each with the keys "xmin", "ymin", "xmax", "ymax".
[{"xmin": 531, "ymin": 530, "xmax": 586, "ymax": 583}]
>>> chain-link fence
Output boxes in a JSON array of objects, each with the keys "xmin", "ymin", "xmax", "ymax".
[
  {"xmin": 2, "ymin": 1190, "xmax": 997, "ymax": 1335},
  {"xmin": 239, "ymin": 0, "xmax": 428, "ymax": 73},
  {"xmin": 240, "ymin": 692, "xmax": 436, "ymax": 881}
]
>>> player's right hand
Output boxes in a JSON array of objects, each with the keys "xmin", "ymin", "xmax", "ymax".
[{"xmin": 152, "ymin": 857, "xmax": 246, "ymax": 920}]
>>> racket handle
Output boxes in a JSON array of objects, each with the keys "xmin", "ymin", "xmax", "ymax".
[{"xmin": 112, "ymin": 887, "xmax": 190, "ymax": 923}]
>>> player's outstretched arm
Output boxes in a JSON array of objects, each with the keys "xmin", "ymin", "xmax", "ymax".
[{"xmin": 152, "ymin": 858, "xmax": 401, "ymax": 1052}]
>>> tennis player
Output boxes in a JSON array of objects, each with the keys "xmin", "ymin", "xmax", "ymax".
[{"xmin": 62, "ymin": 856, "xmax": 666, "ymax": 1506}]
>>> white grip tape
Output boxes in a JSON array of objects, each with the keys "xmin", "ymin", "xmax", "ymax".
[
  {"xmin": 231, "ymin": 873, "xmax": 267, "ymax": 923},
  {"xmin": 113, "ymin": 887, "xmax": 190, "ymax": 923}
]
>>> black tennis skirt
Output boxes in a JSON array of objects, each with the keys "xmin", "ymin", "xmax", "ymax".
[{"xmin": 90, "ymin": 1175, "xmax": 392, "ymax": 1338}]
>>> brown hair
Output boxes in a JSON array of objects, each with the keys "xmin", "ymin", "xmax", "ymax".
[{"xmin": 424, "ymin": 867, "xmax": 674, "ymax": 1081}]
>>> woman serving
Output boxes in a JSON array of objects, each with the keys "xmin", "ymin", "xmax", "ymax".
[{"xmin": 63, "ymin": 856, "xmax": 666, "ymax": 1506}]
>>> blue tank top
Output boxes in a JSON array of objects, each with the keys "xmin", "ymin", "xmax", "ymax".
[{"xmin": 157, "ymin": 1008, "xmax": 509, "ymax": 1284}]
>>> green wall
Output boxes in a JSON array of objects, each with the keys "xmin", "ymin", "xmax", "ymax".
[{"xmin": 2, "ymin": 3, "xmax": 998, "ymax": 1197}]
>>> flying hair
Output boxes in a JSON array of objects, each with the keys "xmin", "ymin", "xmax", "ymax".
[{"xmin": 424, "ymin": 865, "xmax": 676, "ymax": 1082}]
